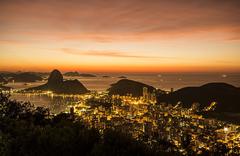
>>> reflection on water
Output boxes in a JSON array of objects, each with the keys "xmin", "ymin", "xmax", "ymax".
[{"xmin": 10, "ymin": 93, "xmax": 82, "ymax": 114}]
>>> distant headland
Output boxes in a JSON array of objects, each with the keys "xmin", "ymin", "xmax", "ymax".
[
  {"xmin": 25, "ymin": 69, "xmax": 89, "ymax": 94},
  {"xmin": 0, "ymin": 72, "xmax": 43, "ymax": 83},
  {"xmin": 1, "ymin": 70, "xmax": 240, "ymax": 123},
  {"xmin": 157, "ymin": 82, "xmax": 240, "ymax": 123},
  {"xmin": 64, "ymin": 71, "xmax": 96, "ymax": 77},
  {"xmin": 108, "ymin": 79, "xmax": 156, "ymax": 97}
]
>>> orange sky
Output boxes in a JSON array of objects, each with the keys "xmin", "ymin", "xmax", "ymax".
[{"xmin": 0, "ymin": 0, "xmax": 240, "ymax": 73}]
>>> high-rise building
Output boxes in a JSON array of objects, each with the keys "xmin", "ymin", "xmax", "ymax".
[
  {"xmin": 143, "ymin": 87, "xmax": 148, "ymax": 100},
  {"xmin": 150, "ymin": 91, "xmax": 157, "ymax": 104}
]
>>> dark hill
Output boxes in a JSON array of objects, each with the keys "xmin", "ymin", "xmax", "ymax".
[
  {"xmin": 118, "ymin": 76, "xmax": 127, "ymax": 79},
  {"xmin": 26, "ymin": 69, "xmax": 89, "ymax": 94},
  {"xmin": 0, "ymin": 72, "xmax": 49, "ymax": 79},
  {"xmin": 0, "ymin": 85, "xmax": 11, "ymax": 91},
  {"xmin": 0, "ymin": 75, "xmax": 7, "ymax": 84},
  {"xmin": 102, "ymin": 75, "xmax": 110, "ymax": 78},
  {"xmin": 108, "ymin": 79, "xmax": 156, "ymax": 97},
  {"xmin": 157, "ymin": 82, "xmax": 240, "ymax": 113},
  {"xmin": 57, "ymin": 80, "xmax": 89, "ymax": 94},
  {"xmin": 47, "ymin": 69, "xmax": 63, "ymax": 88},
  {"xmin": 64, "ymin": 71, "xmax": 80, "ymax": 76},
  {"xmin": 9, "ymin": 72, "xmax": 43, "ymax": 82},
  {"xmin": 79, "ymin": 73, "xmax": 96, "ymax": 77},
  {"xmin": 0, "ymin": 72, "xmax": 17, "ymax": 78}
]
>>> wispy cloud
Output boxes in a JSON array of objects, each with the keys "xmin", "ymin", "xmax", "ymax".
[
  {"xmin": 1, "ymin": 0, "xmax": 240, "ymax": 42},
  {"xmin": 61, "ymin": 48, "xmax": 173, "ymax": 59},
  {"xmin": 0, "ymin": 39, "xmax": 25, "ymax": 45}
]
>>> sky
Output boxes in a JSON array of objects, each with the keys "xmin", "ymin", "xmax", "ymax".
[{"xmin": 0, "ymin": 0, "xmax": 240, "ymax": 73}]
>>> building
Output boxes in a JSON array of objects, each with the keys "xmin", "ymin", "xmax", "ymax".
[{"xmin": 143, "ymin": 87, "xmax": 149, "ymax": 101}]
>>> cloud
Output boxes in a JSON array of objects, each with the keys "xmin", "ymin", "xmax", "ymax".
[
  {"xmin": 61, "ymin": 48, "xmax": 173, "ymax": 59},
  {"xmin": 0, "ymin": 0, "xmax": 240, "ymax": 42},
  {"xmin": 0, "ymin": 39, "xmax": 25, "ymax": 45}
]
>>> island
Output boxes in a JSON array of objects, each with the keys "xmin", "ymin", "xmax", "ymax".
[
  {"xmin": 8, "ymin": 72, "xmax": 43, "ymax": 82},
  {"xmin": 62, "ymin": 71, "xmax": 97, "ymax": 77},
  {"xmin": 102, "ymin": 75, "xmax": 110, "ymax": 78},
  {"xmin": 79, "ymin": 73, "xmax": 97, "ymax": 77},
  {"xmin": 118, "ymin": 76, "xmax": 127, "ymax": 79},
  {"xmin": 25, "ymin": 69, "xmax": 89, "ymax": 94},
  {"xmin": 107, "ymin": 79, "xmax": 156, "ymax": 97},
  {"xmin": 64, "ymin": 71, "xmax": 80, "ymax": 76}
]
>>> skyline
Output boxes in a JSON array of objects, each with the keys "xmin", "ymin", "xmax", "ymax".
[{"xmin": 1, "ymin": 0, "xmax": 240, "ymax": 72}]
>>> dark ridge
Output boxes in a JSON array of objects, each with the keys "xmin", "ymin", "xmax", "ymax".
[
  {"xmin": 108, "ymin": 79, "xmax": 156, "ymax": 97},
  {"xmin": 64, "ymin": 71, "xmax": 80, "ymax": 76},
  {"xmin": 118, "ymin": 76, "xmax": 127, "ymax": 79},
  {"xmin": 26, "ymin": 69, "xmax": 89, "ymax": 94},
  {"xmin": 102, "ymin": 75, "xmax": 110, "ymax": 78},
  {"xmin": 0, "ymin": 75, "xmax": 7, "ymax": 84},
  {"xmin": 79, "ymin": 73, "xmax": 96, "ymax": 77},
  {"xmin": 0, "ymin": 72, "xmax": 17, "ymax": 78},
  {"xmin": 57, "ymin": 80, "xmax": 89, "ymax": 94},
  {"xmin": 157, "ymin": 82, "xmax": 240, "ymax": 113},
  {"xmin": 27, "ymin": 72, "xmax": 50, "ymax": 77},
  {"xmin": 8, "ymin": 72, "xmax": 43, "ymax": 82}
]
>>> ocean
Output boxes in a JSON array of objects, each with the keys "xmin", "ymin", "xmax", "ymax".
[
  {"xmin": 6, "ymin": 72, "xmax": 240, "ymax": 113},
  {"xmin": 76, "ymin": 72, "xmax": 240, "ymax": 91}
]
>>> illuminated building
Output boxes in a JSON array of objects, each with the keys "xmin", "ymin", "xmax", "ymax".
[
  {"xmin": 150, "ymin": 90, "xmax": 157, "ymax": 104},
  {"xmin": 143, "ymin": 87, "xmax": 149, "ymax": 101}
]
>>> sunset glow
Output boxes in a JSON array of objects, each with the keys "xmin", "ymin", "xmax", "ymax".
[{"xmin": 1, "ymin": 0, "xmax": 240, "ymax": 72}]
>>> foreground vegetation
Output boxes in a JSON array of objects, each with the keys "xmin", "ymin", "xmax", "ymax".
[{"xmin": 0, "ymin": 93, "xmax": 173, "ymax": 156}]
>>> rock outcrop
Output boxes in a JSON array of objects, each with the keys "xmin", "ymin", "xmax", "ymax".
[
  {"xmin": 26, "ymin": 69, "xmax": 89, "ymax": 94},
  {"xmin": 108, "ymin": 79, "xmax": 156, "ymax": 97}
]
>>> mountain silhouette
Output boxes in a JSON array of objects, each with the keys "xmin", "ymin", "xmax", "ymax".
[
  {"xmin": 79, "ymin": 73, "xmax": 96, "ymax": 77},
  {"xmin": 26, "ymin": 69, "xmax": 89, "ymax": 94},
  {"xmin": 63, "ymin": 71, "xmax": 96, "ymax": 77},
  {"xmin": 64, "ymin": 71, "xmax": 80, "ymax": 76},
  {"xmin": 0, "ymin": 75, "xmax": 7, "ymax": 84},
  {"xmin": 9, "ymin": 72, "xmax": 43, "ymax": 82},
  {"xmin": 157, "ymin": 82, "xmax": 240, "ymax": 113},
  {"xmin": 108, "ymin": 79, "xmax": 156, "ymax": 97},
  {"xmin": 118, "ymin": 76, "xmax": 127, "ymax": 79},
  {"xmin": 47, "ymin": 69, "xmax": 63, "ymax": 89}
]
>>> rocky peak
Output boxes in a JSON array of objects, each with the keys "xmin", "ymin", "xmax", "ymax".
[{"xmin": 47, "ymin": 69, "xmax": 63, "ymax": 86}]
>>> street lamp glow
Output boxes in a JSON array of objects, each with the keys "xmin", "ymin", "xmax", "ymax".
[{"xmin": 224, "ymin": 127, "xmax": 229, "ymax": 132}]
